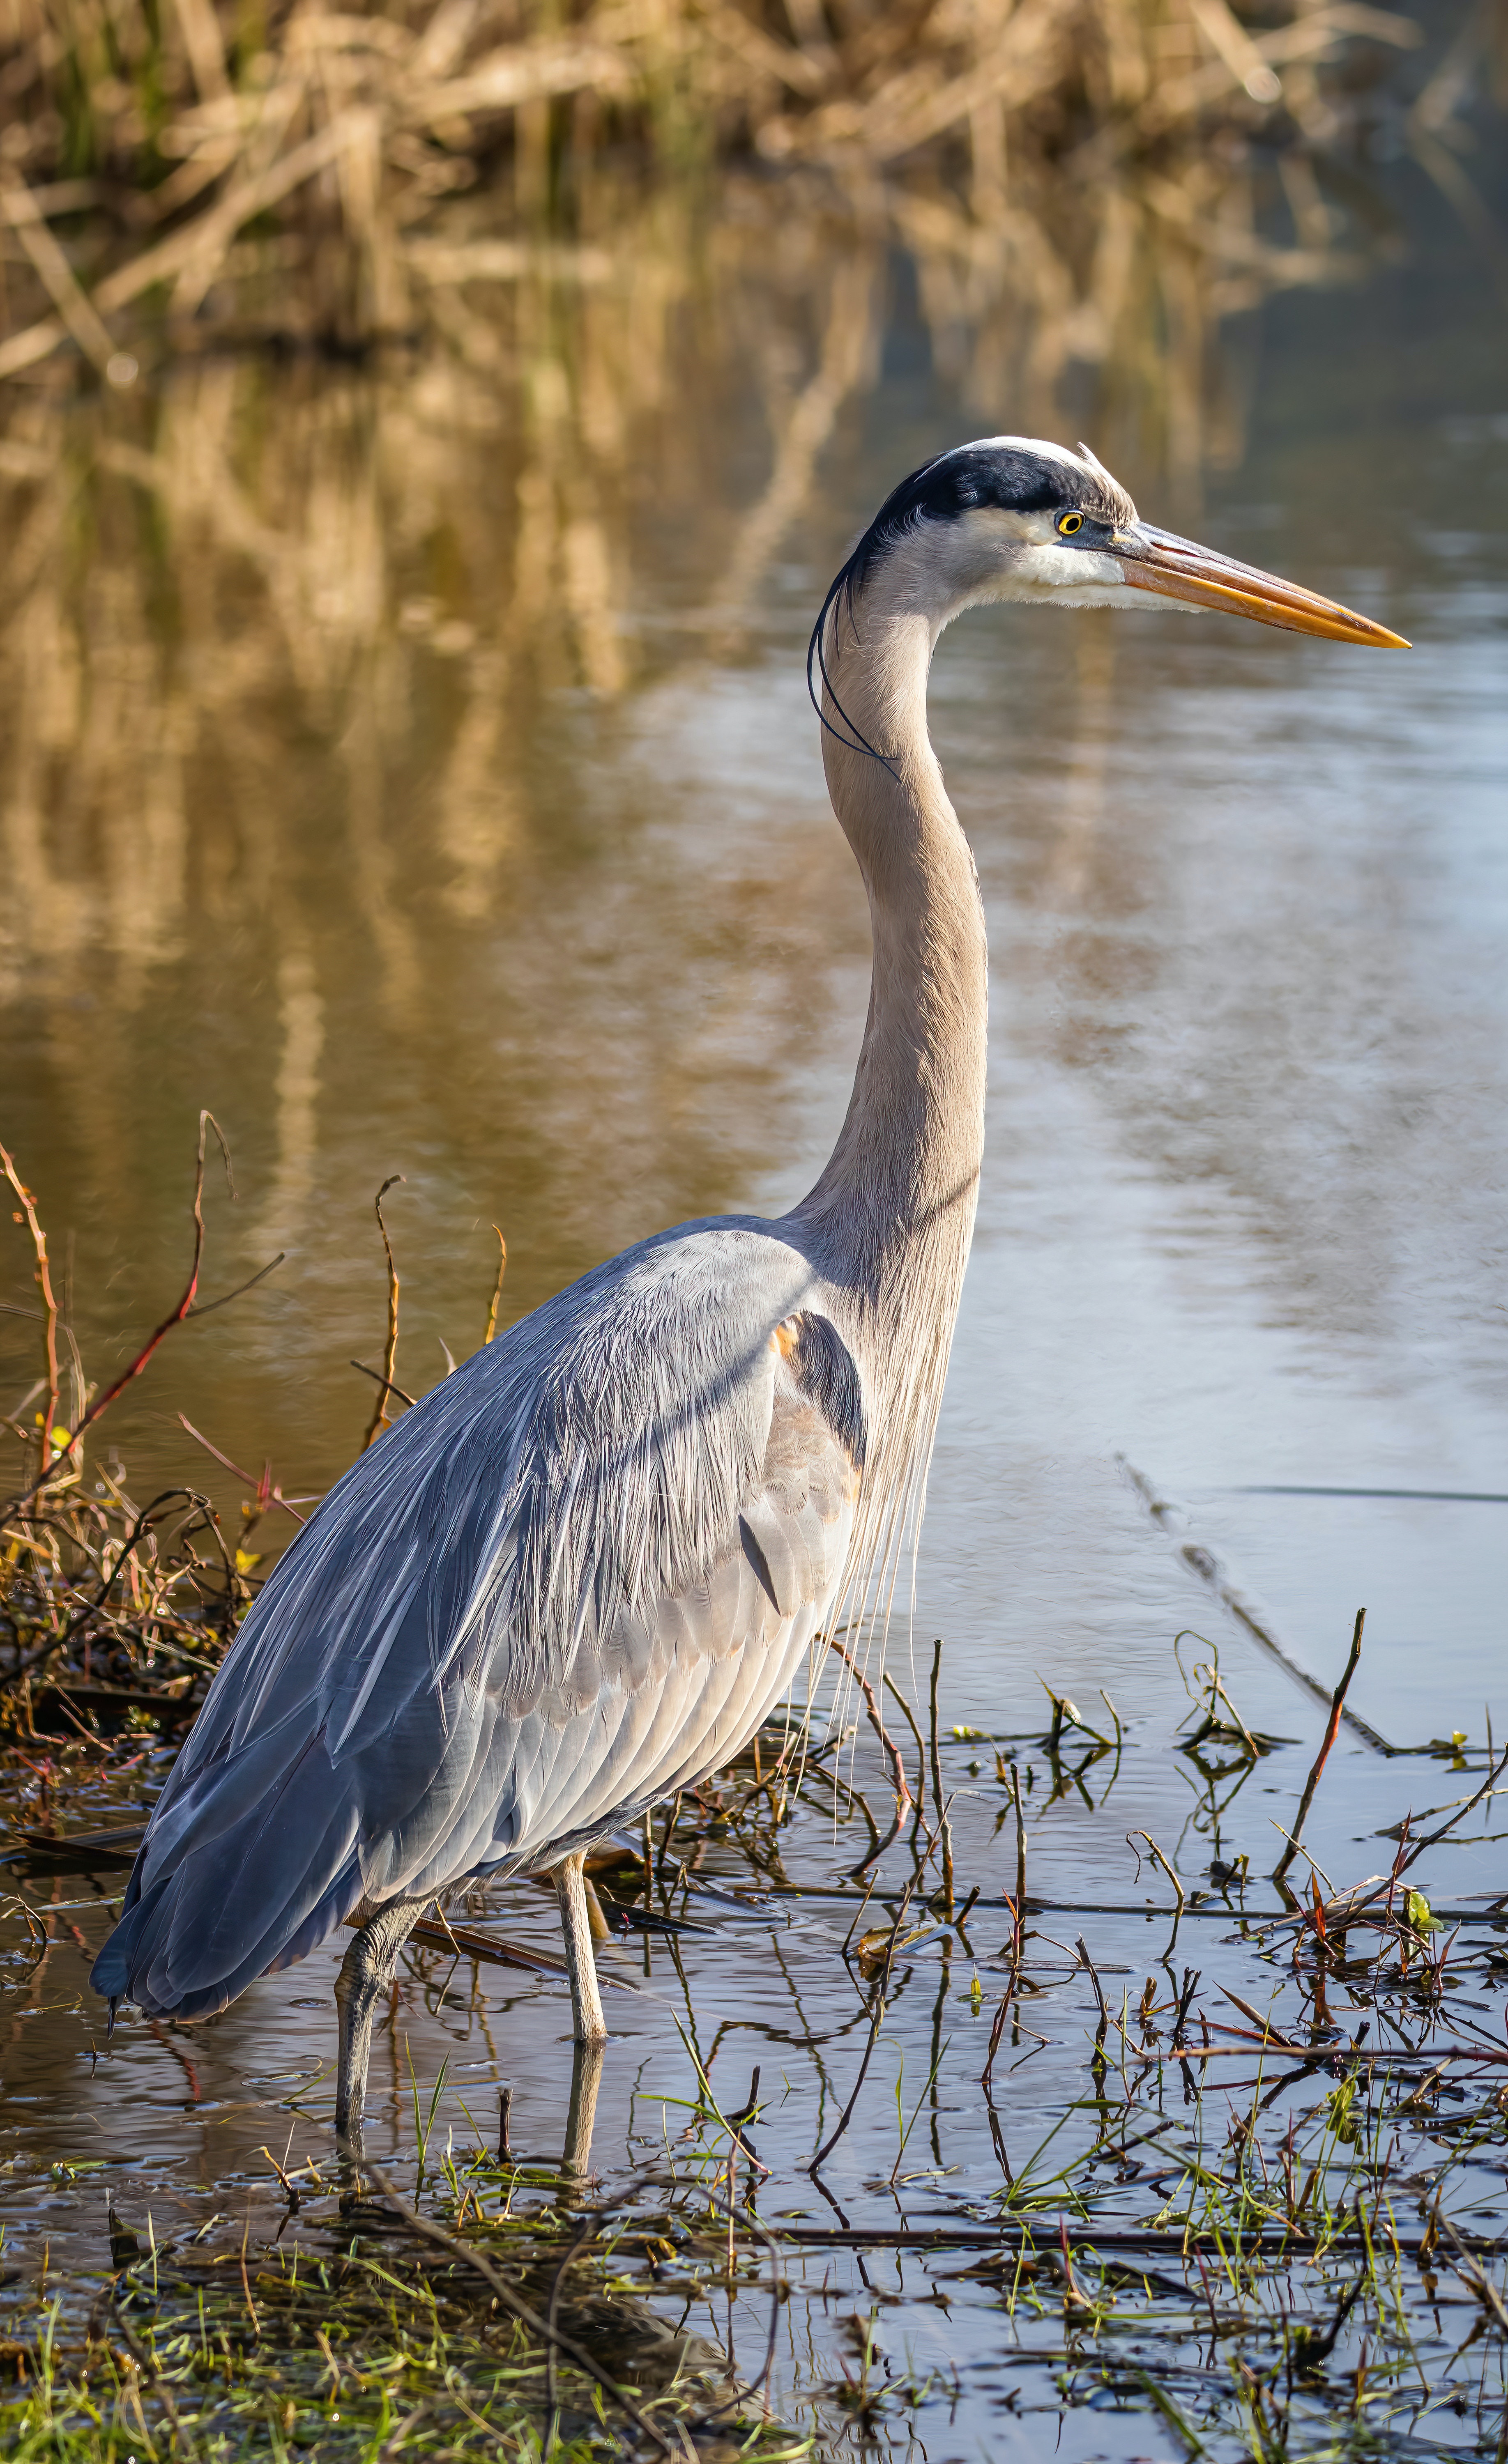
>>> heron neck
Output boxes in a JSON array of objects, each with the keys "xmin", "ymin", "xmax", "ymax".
[{"xmin": 787, "ymin": 599, "xmax": 988, "ymax": 1371}]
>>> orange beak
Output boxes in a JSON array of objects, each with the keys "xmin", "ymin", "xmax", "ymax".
[{"xmin": 1112, "ymin": 523, "xmax": 1409, "ymax": 647}]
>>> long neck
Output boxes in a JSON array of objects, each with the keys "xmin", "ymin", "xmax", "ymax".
[{"xmin": 787, "ymin": 588, "xmax": 989, "ymax": 1482}]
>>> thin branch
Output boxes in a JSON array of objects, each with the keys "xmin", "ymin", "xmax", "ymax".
[
  {"xmin": 362, "ymin": 1175, "xmax": 406, "ymax": 1451},
  {"xmin": 1401, "ymin": 1740, "xmax": 1508, "ymax": 1873},
  {"xmin": 177, "ymin": 1414, "xmax": 312, "ymax": 1526},
  {"xmin": 482, "ymin": 1225, "xmax": 507, "ymax": 1346},
  {"xmin": 0, "ymin": 1138, "xmax": 60, "ymax": 1489},
  {"xmin": 350, "ymin": 1360, "xmax": 418, "ymax": 1410},
  {"xmin": 7, "ymin": 1489, "xmax": 212, "ymax": 1685},
  {"xmin": 882, "ymin": 1670, "xmax": 933, "ymax": 1840},
  {"xmin": 827, "ymin": 1634, "xmax": 910, "ymax": 1811},
  {"xmin": 809, "ymin": 1882, "xmax": 912, "ymax": 2171},
  {"xmin": 1273, "ymin": 1609, "xmax": 1365, "ymax": 1881},
  {"xmin": 2, "ymin": 1112, "xmax": 235, "ymax": 1515},
  {"xmin": 185, "ymin": 1252, "xmax": 284, "ymax": 1317}
]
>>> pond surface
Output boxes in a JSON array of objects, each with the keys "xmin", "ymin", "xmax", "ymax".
[{"xmin": 1, "ymin": 108, "xmax": 1507, "ymax": 2464}]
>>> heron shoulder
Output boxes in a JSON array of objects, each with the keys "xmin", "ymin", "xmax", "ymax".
[{"xmin": 173, "ymin": 1217, "xmax": 854, "ymax": 1765}]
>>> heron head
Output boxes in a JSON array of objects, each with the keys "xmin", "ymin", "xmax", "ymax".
[{"xmin": 828, "ymin": 435, "xmax": 1407, "ymax": 647}]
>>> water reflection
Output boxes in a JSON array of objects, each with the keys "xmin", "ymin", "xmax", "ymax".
[{"xmin": 0, "ymin": 145, "xmax": 1504, "ymax": 1708}]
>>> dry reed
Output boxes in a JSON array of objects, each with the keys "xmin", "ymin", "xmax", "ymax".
[{"xmin": 0, "ymin": 0, "xmax": 1478, "ymax": 386}]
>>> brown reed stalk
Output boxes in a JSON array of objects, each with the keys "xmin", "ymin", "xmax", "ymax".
[
  {"xmin": 1273, "ymin": 1609, "xmax": 1365, "ymax": 1882},
  {"xmin": 828, "ymin": 1635, "xmax": 911, "ymax": 1813},
  {"xmin": 482, "ymin": 1226, "xmax": 508, "ymax": 1347},
  {"xmin": 2, "ymin": 1112, "xmax": 256, "ymax": 1515},
  {"xmin": 362, "ymin": 1175, "xmax": 406, "ymax": 1453},
  {"xmin": 882, "ymin": 1670, "xmax": 932, "ymax": 1841},
  {"xmin": 0, "ymin": 1138, "xmax": 61, "ymax": 1489}
]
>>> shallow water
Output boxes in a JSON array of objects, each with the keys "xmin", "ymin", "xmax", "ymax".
[{"xmin": 2, "ymin": 108, "xmax": 1508, "ymax": 2463}]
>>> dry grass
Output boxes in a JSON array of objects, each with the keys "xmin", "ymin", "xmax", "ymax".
[{"xmin": 0, "ymin": 0, "xmax": 1483, "ymax": 386}]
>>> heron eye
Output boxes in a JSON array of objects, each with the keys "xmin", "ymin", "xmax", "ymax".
[{"xmin": 1058, "ymin": 512, "xmax": 1085, "ymax": 536}]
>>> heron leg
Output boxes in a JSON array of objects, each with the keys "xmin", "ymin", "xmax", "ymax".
[
  {"xmin": 552, "ymin": 1852, "xmax": 608, "ymax": 2044},
  {"xmin": 334, "ymin": 1895, "xmax": 428, "ymax": 2152}
]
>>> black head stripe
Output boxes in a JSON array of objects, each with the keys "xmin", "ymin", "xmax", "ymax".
[{"xmin": 806, "ymin": 439, "xmax": 1135, "ymax": 763}]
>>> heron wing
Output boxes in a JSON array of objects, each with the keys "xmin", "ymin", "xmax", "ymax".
[{"xmin": 94, "ymin": 1223, "xmax": 863, "ymax": 2018}]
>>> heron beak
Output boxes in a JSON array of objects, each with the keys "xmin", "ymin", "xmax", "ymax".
[{"xmin": 1111, "ymin": 523, "xmax": 1409, "ymax": 647}]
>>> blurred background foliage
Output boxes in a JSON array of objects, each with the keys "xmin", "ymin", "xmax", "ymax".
[{"xmin": 0, "ymin": 0, "xmax": 1500, "ymax": 389}]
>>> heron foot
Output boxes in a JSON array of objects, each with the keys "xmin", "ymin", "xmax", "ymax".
[{"xmin": 333, "ymin": 1894, "xmax": 428, "ymax": 2154}]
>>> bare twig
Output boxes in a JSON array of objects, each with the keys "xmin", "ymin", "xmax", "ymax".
[
  {"xmin": 482, "ymin": 1226, "xmax": 507, "ymax": 1346},
  {"xmin": 1273, "ymin": 1609, "xmax": 1365, "ymax": 1881},
  {"xmin": 928, "ymin": 1636, "xmax": 954, "ymax": 1912},
  {"xmin": 828, "ymin": 1635, "xmax": 911, "ymax": 1813},
  {"xmin": 1400, "ymin": 1741, "xmax": 1508, "ymax": 1873},
  {"xmin": 177, "ymin": 1416, "xmax": 311, "ymax": 1527},
  {"xmin": 350, "ymin": 1361, "xmax": 419, "ymax": 1411},
  {"xmin": 1127, "ymin": 1830, "xmax": 1186, "ymax": 1915},
  {"xmin": 361, "ymin": 1176, "xmax": 407, "ymax": 1452},
  {"xmin": 0, "ymin": 1138, "xmax": 61, "ymax": 1487},
  {"xmin": 882, "ymin": 1671, "xmax": 932, "ymax": 1837},
  {"xmin": 4, "ymin": 1113, "xmax": 236, "ymax": 1514},
  {"xmin": 809, "ymin": 1883, "xmax": 912, "ymax": 2171}
]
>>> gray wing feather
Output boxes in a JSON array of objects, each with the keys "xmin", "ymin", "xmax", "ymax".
[{"xmin": 93, "ymin": 1222, "xmax": 862, "ymax": 2019}]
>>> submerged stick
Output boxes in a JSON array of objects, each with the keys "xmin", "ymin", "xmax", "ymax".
[
  {"xmin": 1273, "ymin": 1610, "xmax": 1365, "ymax": 1882},
  {"xmin": 1120, "ymin": 1459, "xmax": 1389, "ymax": 1751}
]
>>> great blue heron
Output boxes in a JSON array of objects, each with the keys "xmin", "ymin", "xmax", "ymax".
[{"xmin": 92, "ymin": 438, "xmax": 1403, "ymax": 2147}]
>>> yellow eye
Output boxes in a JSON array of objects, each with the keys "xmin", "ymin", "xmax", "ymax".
[{"xmin": 1058, "ymin": 512, "xmax": 1084, "ymax": 535}]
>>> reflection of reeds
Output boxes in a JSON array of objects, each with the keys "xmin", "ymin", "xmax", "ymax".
[
  {"xmin": 0, "ymin": 0, "xmax": 1455, "ymax": 384},
  {"xmin": 0, "ymin": 77, "xmax": 1438, "ymax": 1030}
]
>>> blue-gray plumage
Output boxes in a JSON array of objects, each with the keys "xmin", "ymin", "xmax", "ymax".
[
  {"xmin": 101, "ymin": 1233, "xmax": 858, "ymax": 2011},
  {"xmin": 92, "ymin": 438, "xmax": 1403, "ymax": 2145}
]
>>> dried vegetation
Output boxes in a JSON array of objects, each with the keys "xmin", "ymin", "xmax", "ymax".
[
  {"xmin": 8, "ymin": 1540, "xmax": 1508, "ymax": 2457},
  {"xmin": 0, "ymin": 0, "xmax": 1492, "ymax": 397}
]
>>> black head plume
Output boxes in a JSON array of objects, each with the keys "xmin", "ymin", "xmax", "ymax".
[{"xmin": 807, "ymin": 439, "xmax": 1136, "ymax": 767}]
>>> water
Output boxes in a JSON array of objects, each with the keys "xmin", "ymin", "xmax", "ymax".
[{"xmin": 2, "ymin": 115, "xmax": 1508, "ymax": 2461}]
